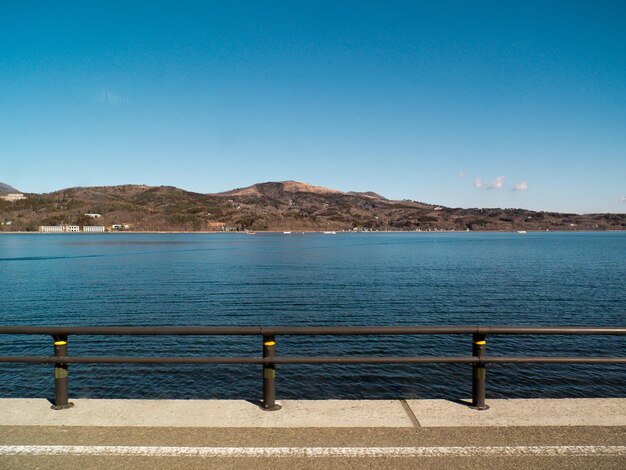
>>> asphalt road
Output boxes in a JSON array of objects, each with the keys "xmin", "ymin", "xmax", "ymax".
[{"xmin": 0, "ymin": 426, "xmax": 624, "ymax": 469}]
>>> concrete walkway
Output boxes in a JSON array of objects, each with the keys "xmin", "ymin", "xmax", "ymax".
[
  {"xmin": 1, "ymin": 399, "xmax": 625, "ymax": 469},
  {"xmin": 1, "ymin": 398, "xmax": 624, "ymax": 427}
]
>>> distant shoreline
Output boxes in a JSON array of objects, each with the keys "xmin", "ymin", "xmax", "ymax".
[
  {"xmin": 2, "ymin": 181, "xmax": 625, "ymax": 233},
  {"xmin": 1, "ymin": 230, "xmax": 625, "ymax": 235}
]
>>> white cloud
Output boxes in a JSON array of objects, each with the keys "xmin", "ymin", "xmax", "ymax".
[
  {"xmin": 620, "ymin": 196, "xmax": 626, "ymax": 203},
  {"xmin": 473, "ymin": 175, "xmax": 506, "ymax": 190},
  {"xmin": 513, "ymin": 181, "xmax": 529, "ymax": 191},
  {"xmin": 486, "ymin": 176, "xmax": 505, "ymax": 190}
]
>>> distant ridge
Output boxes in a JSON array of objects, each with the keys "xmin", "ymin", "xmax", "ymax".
[
  {"xmin": 348, "ymin": 191, "xmax": 388, "ymax": 201},
  {"xmin": 0, "ymin": 180, "xmax": 624, "ymax": 232},
  {"xmin": 217, "ymin": 181, "xmax": 344, "ymax": 197},
  {"xmin": 0, "ymin": 182, "xmax": 20, "ymax": 193}
]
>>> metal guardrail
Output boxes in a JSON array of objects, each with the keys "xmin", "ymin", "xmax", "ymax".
[{"xmin": 0, "ymin": 326, "xmax": 624, "ymax": 411}]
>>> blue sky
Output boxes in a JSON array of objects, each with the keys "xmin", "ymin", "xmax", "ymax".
[{"xmin": 1, "ymin": 1, "xmax": 625, "ymax": 213}]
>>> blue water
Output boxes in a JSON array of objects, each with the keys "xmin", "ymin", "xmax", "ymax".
[{"xmin": 0, "ymin": 232, "xmax": 624, "ymax": 400}]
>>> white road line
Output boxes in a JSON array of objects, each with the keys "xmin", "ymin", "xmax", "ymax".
[{"xmin": 0, "ymin": 445, "xmax": 624, "ymax": 458}]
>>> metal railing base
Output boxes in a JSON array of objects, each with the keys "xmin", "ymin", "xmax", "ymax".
[
  {"xmin": 50, "ymin": 402, "xmax": 74, "ymax": 411},
  {"xmin": 260, "ymin": 404, "xmax": 282, "ymax": 411},
  {"xmin": 468, "ymin": 404, "xmax": 490, "ymax": 411}
]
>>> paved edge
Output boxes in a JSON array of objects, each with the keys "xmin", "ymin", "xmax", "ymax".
[
  {"xmin": 1, "ymin": 445, "xmax": 625, "ymax": 458},
  {"xmin": 0, "ymin": 399, "xmax": 412, "ymax": 428},
  {"xmin": 406, "ymin": 398, "xmax": 626, "ymax": 427},
  {"xmin": 0, "ymin": 398, "xmax": 624, "ymax": 428}
]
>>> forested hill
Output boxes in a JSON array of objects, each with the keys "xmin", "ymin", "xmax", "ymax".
[{"xmin": 0, "ymin": 181, "xmax": 624, "ymax": 232}]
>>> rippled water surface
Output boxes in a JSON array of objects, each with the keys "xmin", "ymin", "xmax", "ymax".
[{"xmin": 0, "ymin": 232, "xmax": 624, "ymax": 400}]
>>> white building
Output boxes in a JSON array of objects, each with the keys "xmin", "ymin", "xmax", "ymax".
[
  {"xmin": 65, "ymin": 226, "xmax": 80, "ymax": 232},
  {"xmin": 0, "ymin": 193, "xmax": 26, "ymax": 202},
  {"xmin": 84, "ymin": 213, "xmax": 102, "ymax": 218},
  {"xmin": 39, "ymin": 226, "xmax": 64, "ymax": 233},
  {"xmin": 83, "ymin": 225, "xmax": 105, "ymax": 232}
]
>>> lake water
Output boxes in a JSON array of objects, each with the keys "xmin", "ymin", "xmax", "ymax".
[{"xmin": 0, "ymin": 232, "xmax": 624, "ymax": 401}]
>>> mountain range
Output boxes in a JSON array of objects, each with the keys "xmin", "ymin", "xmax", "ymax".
[
  {"xmin": 0, "ymin": 182, "xmax": 20, "ymax": 193},
  {"xmin": 0, "ymin": 180, "xmax": 624, "ymax": 232}
]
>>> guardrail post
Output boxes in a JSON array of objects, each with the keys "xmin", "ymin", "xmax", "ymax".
[
  {"xmin": 51, "ymin": 335, "xmax": 73, "ymax": 410},
  {"xmin": 471, "ymin": 333, "xmax": 489, "ymax": 410},
  {"xmin": 261, "ymin": 335, "xmax": 281, "ymax": 411}
]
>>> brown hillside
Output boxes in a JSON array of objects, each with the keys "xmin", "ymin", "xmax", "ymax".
[{"xmin": 0, "ymin": 180, "xmax": 624, "ymax": 232}]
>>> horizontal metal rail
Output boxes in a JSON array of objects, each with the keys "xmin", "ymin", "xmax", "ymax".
[
  {"xmin": 1, "ymin": 326, "xmax": 625, "ymax": 335},
  {"xmin": 0, "ymin": 325, "xmax": 624, "ymax": 412},
  {"xmin": 0, "ymin": 356, "xmax": 625, "ymax": 364}
]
